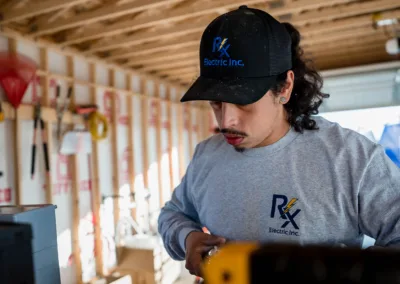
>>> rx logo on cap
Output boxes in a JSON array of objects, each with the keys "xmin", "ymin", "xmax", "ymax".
[
  {"xmin": 213, "ymin": 37, "xmax": 231, "ymax": 58},
  {"xmin": 204, "ymin": 36, "xmax": 244, "ymax": 67}
]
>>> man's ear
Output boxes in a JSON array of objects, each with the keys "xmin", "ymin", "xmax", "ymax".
[{"xmin": 279, "ymin": 70, "xmax": 295, "ymax": 104}]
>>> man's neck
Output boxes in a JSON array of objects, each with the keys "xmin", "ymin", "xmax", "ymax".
[{"xmin": 256, "ymin": 119, "xmax": 291, "ymax": 148}]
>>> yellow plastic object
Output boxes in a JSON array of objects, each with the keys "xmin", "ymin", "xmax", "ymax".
[
  {"xmin": 371, "ymin": 12, "xmax": 382, "ymax": 29},
  {"xmin": 372, "ymin": 12, "xmax": 382, "ymax": 23},
  {"xmin": 202, "ymin": 242, "xmax": 258, "ymax": 284},
  {"xmin": 87, "ymin": 111, "xmax": 109, "ymax": 141}
]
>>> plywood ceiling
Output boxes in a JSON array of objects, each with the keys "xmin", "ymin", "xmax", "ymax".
[{"xmin": 1, "ymin": 0, "xmax": 399, "ymax": 87}]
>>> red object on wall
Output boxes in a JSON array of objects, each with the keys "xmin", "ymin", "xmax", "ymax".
[
  {"xmin": 149, "ymin": 99, "xmax": 158, "ymax": 127},
  {"xmin": 0, "ymin": 188, "xmax": 11, "ymax": 204},
  {"xmin": 0, "ymin": 51, "xmax": 38, "ymax": 108}
]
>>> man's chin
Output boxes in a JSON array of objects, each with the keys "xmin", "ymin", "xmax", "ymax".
[
  {"xmin": 234, "ymin": 147, "xmax": 246, "ymax": 153},
  {"xmin": 230, "ymin": 139, "xmax": 250, "ymax": 152},
  {"xmin": 233, "ymin": 142, "xmax": 249, "ymax": 152},
  {"xmin": 233, "ymin": 141, "xmax": 254, "ymax": 152}
]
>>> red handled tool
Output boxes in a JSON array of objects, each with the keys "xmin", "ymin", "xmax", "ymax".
[
  {"xmin": 30, "ymin": 100, "xmax": 50, "ymax": 179},
  {"xmin": 56, "ymin": 85, "xmax": 73, "ymax": 142}
]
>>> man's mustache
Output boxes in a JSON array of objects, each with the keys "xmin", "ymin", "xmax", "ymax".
[{"xmin": 219, "ymin": 128, "xmax": 248, "ymax": 137}]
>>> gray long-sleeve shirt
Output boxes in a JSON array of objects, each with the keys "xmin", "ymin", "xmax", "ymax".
[{"xmin": 158, "ymin": 116, "xmax": 400, "ymax": 261}]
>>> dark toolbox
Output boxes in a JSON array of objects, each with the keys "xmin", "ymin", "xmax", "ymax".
[
  {"xmin": 0, "ymin": 205, "xmax": 61, "ymax": 284},
  {"xmin": 0, "ymin": 222, "xmax": 35, "ymax": 284}
]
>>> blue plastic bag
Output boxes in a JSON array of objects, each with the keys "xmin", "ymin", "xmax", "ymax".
[{"xmin": 379, "ymin": 123, "xmax": 400, "ymax": 167}]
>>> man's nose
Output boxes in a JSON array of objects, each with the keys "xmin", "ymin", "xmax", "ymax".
[{"xmin": 220, "ymin": 103, "xmax": 239, "ymax": 129}]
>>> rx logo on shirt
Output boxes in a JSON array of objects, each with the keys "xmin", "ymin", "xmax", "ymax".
[{"xmin": 270, "ymin": 194, "xmax": 301, "ymax": 230}]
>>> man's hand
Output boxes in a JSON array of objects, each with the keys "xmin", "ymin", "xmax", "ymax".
[{"xmin": 185, "ymin": 231, "xmax": 226, "ymax": 277}]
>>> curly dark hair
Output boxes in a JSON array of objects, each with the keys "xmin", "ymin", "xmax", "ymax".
[{"xmin": 270, "ymin": 22, "xmax": 330, "ymax": 133}]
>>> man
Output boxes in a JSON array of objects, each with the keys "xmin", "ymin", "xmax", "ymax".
[{"xmin": 158, "ymin": 5, "xmax": 400, "ymax": 277}]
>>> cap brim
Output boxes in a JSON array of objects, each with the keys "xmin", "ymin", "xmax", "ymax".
[{"xmin": 180, "ymin": 75, "xmax": 277, "ymax": 105}]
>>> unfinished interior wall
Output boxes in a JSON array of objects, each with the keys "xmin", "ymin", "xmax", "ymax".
[{"xmin": 0, "ymin": 32, "xmax": 214, "ymax": 284}]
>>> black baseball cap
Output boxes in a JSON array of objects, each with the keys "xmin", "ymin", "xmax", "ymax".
[{"xmin": 180, "ymin": 5, "xmax": 292, "ymax": 105}]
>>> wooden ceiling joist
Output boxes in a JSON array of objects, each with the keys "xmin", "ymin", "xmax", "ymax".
[
  {"xmin": 61, "ymin": 0, "xmax": 354, "ymax": 47},
  {"xmin": 140, "ymin": 59, "xmax": 199, "ymax": 73},
  {"xmin": 163, "ymin": 68, "xmax": 199, "ymax": 77},
  {"xmin": 0, "ymin": 0, "xmax": 89, "ymax": 24},
  {"xmin": 160, "ymin": 66, "xmax": 199, "ymax": 77},
  {"xmin": 286, "ymin": 0, "xmax": 400, "ymax": 26},
  {"xmin": 303, "ymin": 26, "xmax": 380, "ymax": 46},
  {"xmin": 11, "ymin": 0, "xmax": 30, "ymax": 10},
  {"xmin": 30, "ymin": 0, "xmax": 181, "ymax": 37},
  {"xmin": 90, "ymin": 7, "xmax": 400, "ymax": 57},
  {"xmin": 176, "ymin": 72, "xmax": 198, "ymax": 79},
  {"xmin": 179, "ymin": 79, "xmax": 196, "ymax": 85},
  {"xmin": 316, "ymin": 50, "xmax": 391, "ymax": 69},
  {"xmin": 318, "ymin": 54, "xmax": 393, "ymax": 70},
  {"xmin": 0, "ymin": 0, "xmax": 29, "ymax": 12},
  {"xmin": 47, "ymin": 5, "xmax": 74, "ymax": 24},
  {"xmin": 306, "ymin": 33, "xmax": 390, "ymax": 50},
  {"xmin": 106, "ymin": 33, "xmax": 201, "ymax": 61},
  {"xmin": 125, "ymin": 50, "xmax": 199, "ymax": 68},
  {"xmin": 84, "ymin": 0, "xmax": 353, "ymax": 53},
  {"xmin": 109, "ymin": 22, "xmax": 380, "ymax": 63},
  {"xmin": 105, "ymin": 1, "xmax": 399, "ymax": 62},
  {"xmin": 86, "ymin": 15, "xmax": 215, "ymax": 54},
  {"xmin": 309, "ymin": 42, "xmax": 386, "ymax": 59},
  {"xmin": 300, "ymin": 9, "xmax": 400, "ymax": 36},
  {"xmin": 59, "ymin": 0, "xmax": 268, "ymax": 46},
  {"xmin": 306, "ymin": 35, "xmax": 388, "ymax": 55},
  {"xmin": 177, "ymin": 77, "xmax": 198, "ymax": 85},
  {"xmin": 259, "ymin": 0, "xmax": 356, "ymax": 19},
  {"xmin": 0, "ymin": 0, "xmax": 398, "ymax": 86}
]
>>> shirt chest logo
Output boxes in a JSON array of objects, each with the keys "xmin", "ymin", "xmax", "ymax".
[{"xmin": 270, "ymin": 194, "xmax": 301, "ymax": 236}]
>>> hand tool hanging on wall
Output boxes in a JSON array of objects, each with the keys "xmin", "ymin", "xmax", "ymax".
[
  {"xmin": 0, "ymin": 106, "xmax": 3, "ymax": 176},
  {"xmin": 87, "ymin": 110, "xmax": 108, "ymax": 141},
  {"xmin": 0, "ymin": 101, "xmax": 4, "ymax": 123},
  {"xmin": 68, "ymin": 104, "xmax": 109, "ymax": 142},
  {"xmin": 0, "ymin": 51, "xmax": 37, "ymax": 110},
  {"xmin": 30, "ymin": 100, "xmax": 50, "ymax": 180},
  {"xmin": 58, "ymin": 105, "xmax": 108, "ymax": 154},
  {"xmin": 56, "ymin": 85, "xmax": 73, "ymax": 143}
]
